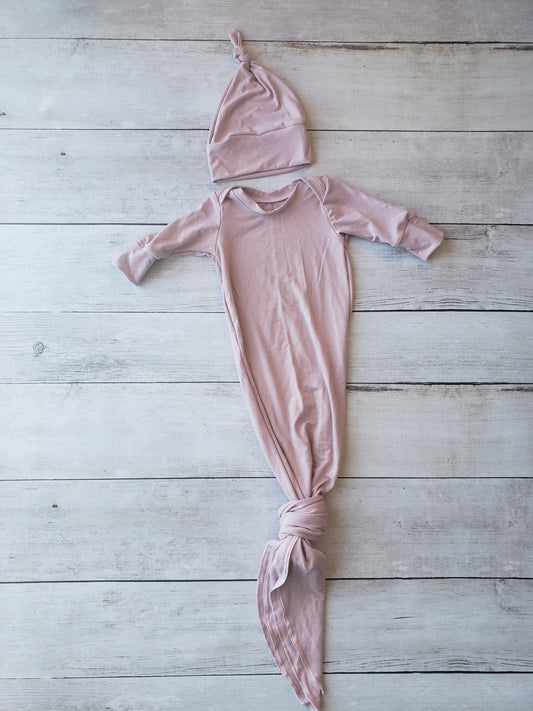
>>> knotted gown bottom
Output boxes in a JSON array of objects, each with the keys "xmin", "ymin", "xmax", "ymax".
[{"xmin": 257, "ymin": 495, "xmax": 329, "ymax": 709}]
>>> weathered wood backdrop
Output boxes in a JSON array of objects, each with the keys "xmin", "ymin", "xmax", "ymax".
[{"xmin": 1, "ymin": 1, "xmax": 532, "ymax": 709}]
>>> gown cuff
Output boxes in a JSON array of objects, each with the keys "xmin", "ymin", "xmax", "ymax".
[
  {"xmin": 399, "ymin": 215, "xmax": 444, "ymax": 261},
  {"xmin": 113, "ymin": 239, "xmax": 158, "ymax": 285}
]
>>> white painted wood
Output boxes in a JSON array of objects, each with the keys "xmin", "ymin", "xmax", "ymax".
[
  {"xmin": 3, "ymin": 674, "xmax": 533, "ymax": 711},
  {"xmin": 0, "ymin": 580, "xmax": 531, "ymax": 676},
  {"xmin": 0, "ymin": 382, "xmax": 264, "ymax": 479},
  {"xmin": 1, "ymin": 478, "xmax": 530, "ymax": 580},
  {"xmin": 3, "ymin": 225, "xmax": 533, "ymax": 312},
  {"xmin": 1, "ymin": 384, "xmax": 530, "ymax": 480},
  {"xmin": 324, "ymin": 674, "xmax": 533, "ymax": 711},
  {"xmin": 1, "ymin": 312, "xmax": 531, "ymax": 383},
  {"xmin": 2, "ymin": 0, "xmax": 532, "ymax": 41},
  {"xmin": 348, "ymin": 313, "xmax": 533, "ymax": 384},
  {"xmin": 343, "ymin": 385, "xmax": 533, "ymax": 479},
  {"xmin": 3, "ymin": 41, "xmax": 532, "ymax": 130},
  {"xmin": 328, "ymin": 478, "xmax": 533, "ymax": 578},
  {"xmin": 2, "ymin": 130, "xmax": 532, "ymax": 223},
  {"xmin": 325, "ymin": 579, "xmax": 533, "ymax": 672}
]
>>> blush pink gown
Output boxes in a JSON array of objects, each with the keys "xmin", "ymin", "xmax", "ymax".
[{"xmin": 114, "ymin": 175, "xmax": 444, "ymax": 709}]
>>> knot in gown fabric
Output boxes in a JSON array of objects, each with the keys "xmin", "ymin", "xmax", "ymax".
[{"xmin": 279, "ymin": 494, "xmax": 327, "ymax": 542}]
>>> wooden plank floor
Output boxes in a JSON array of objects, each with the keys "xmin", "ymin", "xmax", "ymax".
[{"xmin": 1, "ymin": 2, "xmax": 532, "ymax": 710}]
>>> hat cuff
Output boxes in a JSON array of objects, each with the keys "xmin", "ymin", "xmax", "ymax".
[{"xmin": 207, "ymin": 123, "xmax": 313, "ymax": 183}]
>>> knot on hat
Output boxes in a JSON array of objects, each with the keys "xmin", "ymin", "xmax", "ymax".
[
  {"xmin": 279, "ymin": 494, "xmax": 327, "ymax": 542},
  {"xmin": 229, "ymin": 28, "xmax": 252, "ymax": 64}
]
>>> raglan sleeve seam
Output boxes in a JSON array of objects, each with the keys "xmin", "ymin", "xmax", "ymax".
[
  {"xmin": 318, "ymin": 176, "xmax": 345, "ymax": 241},
  {"xmin": 213, "ymin": 191, "xmax": 223, "ymax": 259}
]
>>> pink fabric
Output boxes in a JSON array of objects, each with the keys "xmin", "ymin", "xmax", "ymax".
[
  {"xmin": 113, "ymin": 176, "xmax": 444, "ymax": 709},
  {"xmin": 206, "ymin": 30, "xmax": 313, "ymax": 182}
]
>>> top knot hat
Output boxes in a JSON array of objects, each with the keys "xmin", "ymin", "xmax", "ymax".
[{"xmin": 206, "ymin": 30, "xmax": 313, "ymax": 182}]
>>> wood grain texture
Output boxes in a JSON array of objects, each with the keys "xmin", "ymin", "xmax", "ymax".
[
  {"xmin": 2, "ymin": 130, "xmax": 532, "ymax": 223},
  {"xmin": 2, "ymin": 1, "xmax": 532, "ymax": 707},
  {"xmin": 3, "ymin": 41, "xmax": 532, "ymax": 130},
  {"xmin": 3, "ymin": 224, "xmax": 533, "ymax": 312},
  {"xmin": 2, "ymin": 0, "xmax": 532, "ymax": 41},
  {"xmin": 2, "ymin": 384, "xmax": 530, "ymax": 480},
  {"xmin": 1, "ymin": 478, "xmax": 530, "ymax": 581},
  {"xmin": 0, "ymin": 580, "xmax": 531, "ymax": 677},
  {"xmin": 2, "ymin": 312, "xmax": 531, "ymax": 384},
  {"xmin": 3, "ymin": 674, "xmax": 533, "ymax": 711}
]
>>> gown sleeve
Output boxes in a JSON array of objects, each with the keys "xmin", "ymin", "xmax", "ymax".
[
  {"xmin": 318, "ymin": 175, "xmax": 444, "ymax": 261},
  {"xmin": 113, "ymin": 193, "xmax": 220, "ymax": 285}
]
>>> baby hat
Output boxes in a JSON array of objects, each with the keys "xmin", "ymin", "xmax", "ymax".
[{"xmin": 206, "ymin": 30, "xmax": 313, "ymax": 182}]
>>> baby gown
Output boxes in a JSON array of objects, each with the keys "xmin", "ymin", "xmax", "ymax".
[{"xmin": 113, "ymin": 175, "xmax": 444, "ymax": 710}]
